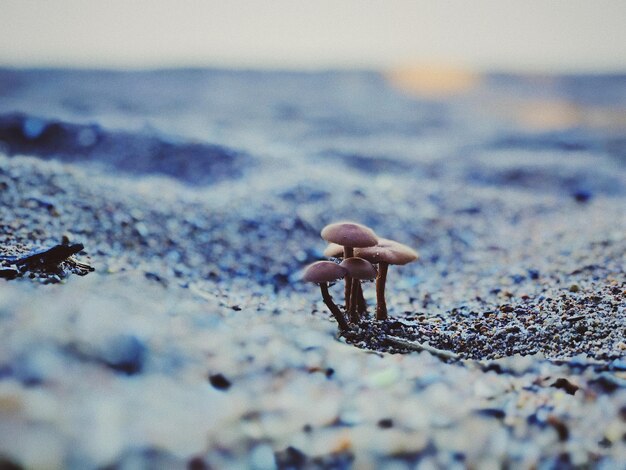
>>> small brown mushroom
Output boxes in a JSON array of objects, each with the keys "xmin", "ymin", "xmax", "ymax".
[
  {"xmin": 323, "ymin": 243, "xmax": 344, "ymax": 258},
  {"xmin": 321, "ymin": 222, "xmax": 378, "ymax": 310},
  {"xmin": 339, "ymin": 257, "xmax": 377, "ymax": 323},
  {"xmin": 356, "ymin": 238, "xmax": 418, "ymax": 320},
  {"xmin": 302, "ymin": 261, "xmax": 349, "ymax": 331},
  {"xmin": 324, "ymin": 241, "xmax": 369, "ymax": 313}
]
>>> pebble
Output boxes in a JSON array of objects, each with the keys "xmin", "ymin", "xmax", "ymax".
[
  {"xmin": 102, "ymin": 334, "xmax": 146, "ymax": 375},
  {"xmin": 249, "ymin": 444, "xmax": 277, "ymax": 470},
  {"xmin": 208, "ymin": 373, "xmax": 232, "ymax": 391}
]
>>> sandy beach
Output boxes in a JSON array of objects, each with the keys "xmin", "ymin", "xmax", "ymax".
[{"xmin": 0, "ymin": 68, "xmax": 625, "ymax": 468}]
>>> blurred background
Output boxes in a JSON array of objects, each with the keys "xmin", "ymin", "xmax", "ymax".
[
  {"xmin": 1, "ymin": 0, "xmax": 625, "ymax": 73},
  {"xmin": 1, "ymin": 0, "xmax": 625, "ymax": 187}
]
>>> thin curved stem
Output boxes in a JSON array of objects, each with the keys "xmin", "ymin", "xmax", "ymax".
[
  {"xmin": 343, "ymin": 246, "xmax": 353, "ymax": 309},
  {"xmin": 320, "ymin": 282, "xmax": 349, "ymax": 331},
  {"xmin": 348, "ymin": 277, "xmax": 360, "ymax": 323},
  {"xmin": 356, "ymin": 282, "xmax": 367, "ymax": 315}
]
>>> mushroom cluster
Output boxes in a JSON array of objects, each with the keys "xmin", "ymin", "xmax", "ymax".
[{"xmin": 302, "ymin": 221, "xmax": 418, "ymax": 331}]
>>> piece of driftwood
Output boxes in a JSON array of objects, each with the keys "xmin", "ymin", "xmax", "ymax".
[
  {"xmin": 0, "ymin": 242, "xmax": 94, "ymax": 281},
  {"xmin": 384, "ymin": 335, "xmax": 460, "ymax": 360},
  {"xmin": 15, "ymin": 243, "xmax": 85, "ymax": 270}
]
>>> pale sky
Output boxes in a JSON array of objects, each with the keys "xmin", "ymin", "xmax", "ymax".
[{"xmin": 1, "ymin": 0, "xmax": 625, "ymax": 72}]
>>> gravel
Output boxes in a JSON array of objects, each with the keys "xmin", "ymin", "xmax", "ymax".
[{"xmin": 0, "ymin": 68, "xmax": 625, "ymax": 468}]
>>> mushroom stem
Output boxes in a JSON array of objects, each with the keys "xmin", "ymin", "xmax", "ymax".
[
  {"xmin": 376, "ymin": 262, "xmax": 389, "ymax": 320},
  {"xmin": 356, "ymin": 282, "xmax": 367, "ymax": 315},
  {"xmin": 319, "ymin": 282, "xmax": 349, "ymax": 331},
  {"xmin": 348, "ymin": 278, "xmax": 360, "ymax": 323},
  {"xmin": 343, "ymin": 246, "xmax": 354, "ymax": 309}
]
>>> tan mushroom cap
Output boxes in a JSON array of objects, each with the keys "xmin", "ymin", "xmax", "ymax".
[
  {"xmin": 302, "ymin": 261, "xmax": 347, "ymax": 284},
  {"xmin": 323, "ymin": 243, "xmax": 344, "ymax": 258},
  {"xmin": 355, "ymin": 238, "xmax": 419, "ymax": 265},
  {"xmin": 339, "ymin": 257, "xmax": 377, "ymax": 280},
  {"xmin": 321, "ymin": 221, "xmax": 378, "ymax": 248}
]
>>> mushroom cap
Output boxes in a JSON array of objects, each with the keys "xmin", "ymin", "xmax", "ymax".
[
  {"xmin": 323, "ymin": 243, "xmax": 345, "ymax": 258},
  {"xmin": 339, "ymin": 257, "xmax": 377, "ymax": 280},
  {"xmin": 321, "ymin": 221, "xmax": 378, "ymax": 248},
  {"xmin": 355, "ymin": 238, "xmax": 419, "ymax": 266},
  {"xmin": 302, "ymin": 261, "xmax": 347, "ymax": 283}
]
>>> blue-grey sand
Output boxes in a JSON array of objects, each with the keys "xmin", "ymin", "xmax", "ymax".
[{"xmin": 0, "ymin": 69, "xmax": 625, "ymax": 468}]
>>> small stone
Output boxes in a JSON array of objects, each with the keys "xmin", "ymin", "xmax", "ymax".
[
  {"xmin": 475, "ymin": 408, "xmax": 506, "ymax": 419},
  {"xmin": 589, "ymin": 374, "xmax": 623, "ymax": 394},
  {"xmin": 610, "ymin": 359, "xmax": 626, "ymax": 371},
  {"xmin": 249, "ymin": 444, "xmax": 276, "ymax": 470},
  {"xmin": 145, "ymin": 272, "xmax": 167, "ymax": 286},
  {"xmin": 103, "ymin": 335, "xmax": 147, "ymax": 375},
  {"xmin": 22, "ymin": 116, "xmax": 47, "ymax": 139},
  {"xmin": 377, "ymin": 418, "xmax": 394, "ymax": 429},
  {"xmin": 275, "ymin": 447, "xmax": 307, "ymax": 468},
  {"xmin": 572, "ymin": 190, "xmax": 592, "ymax": 203},
  {"xmin": 569, "ymin": 284, "xmax": 580, "ymax": 293},
  {"xmin": 338, "ymin": 408, "xmax": 361, "ymax": 426},
  {"xmin": 547, "ymin": 415, "xmax": 569, "ymax": 441},
  {"xmin": 134, "ymin": 222, "xmax": 149, "ymax": 237},
  {"xmin": 0, "ymin": 267, "xmax": 19, "ymax": 280},
  {"xmin": 188, "ymin": 456, "xmax": 209, "ymax": 470},
  {"xmin": 551, "ymin": 378, "xmax": 579, "ymax": 395},
  {"xmin": 366, "ymin": 366, "xmax": 400, "ymax": 388},
  {"xmin": 208, "ymin": 373, "xmax": 231, "ymax": 391}
]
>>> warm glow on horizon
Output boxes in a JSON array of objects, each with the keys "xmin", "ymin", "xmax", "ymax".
[{"xmin": 386, "ymin": 65, "xmax": 481, "ymax": 97}]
